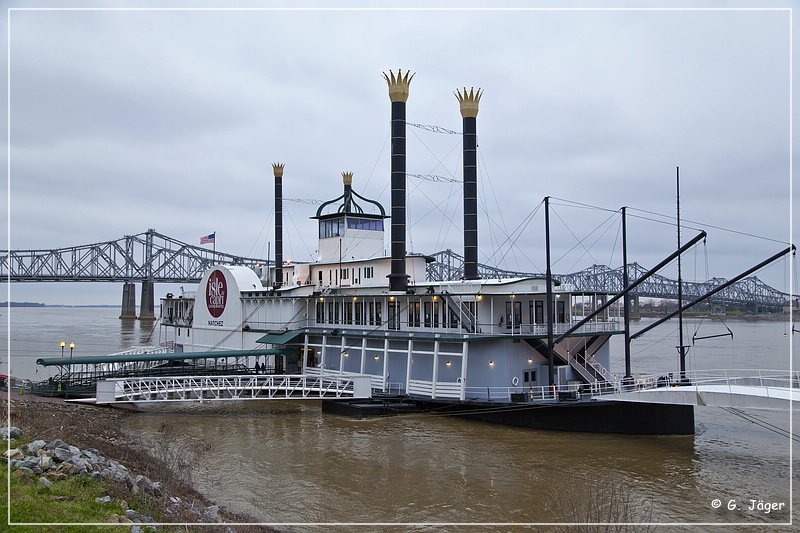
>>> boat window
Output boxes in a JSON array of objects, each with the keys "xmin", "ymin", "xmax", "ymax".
[
  {"xmin": 346, "ymin": 217, "xmax": 384, "ymax": 231},
  {"xmin": 409, "ymin": 301, "xmax": 421, "ymax": 328},
  {"xmin": 388, "ymin": 301, "xmax": 399, "ymax": 330},
  {"xmin": 423, "ymin": 301, "xmax": 432, "ymax": 328},
  {"xmin": 557, "ymin": 300, "xmax": 566, "ymax": 323},
  {"xmin": 354, "ymin": 301, "xmax": 363, "ymax": 325},
  {"xmin": 319, "ymin": 217, "xmax": 345, "ymax": 238}
]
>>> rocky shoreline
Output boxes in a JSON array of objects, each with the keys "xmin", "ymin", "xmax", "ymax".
[{"xmin": 4, "ymin": 397, "xmax": 277, "ymax": 532}]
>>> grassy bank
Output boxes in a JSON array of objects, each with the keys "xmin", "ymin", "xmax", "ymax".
[{"xmin": 3, "ymin": 397, "xmax": 276, "ymax": 532}]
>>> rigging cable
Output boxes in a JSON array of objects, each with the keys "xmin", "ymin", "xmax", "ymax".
[{"xmin": 721, "ymin": 407, "xmax": 800, "ymax": 443}]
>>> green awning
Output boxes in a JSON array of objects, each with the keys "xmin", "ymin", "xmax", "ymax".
[
  {"xmin": 256, "ymin": 330, "xmax": 305, "ymax": 345},
  {"xmin": 36, "ymin": 348, "xmax": 295, "ymax": 368}
]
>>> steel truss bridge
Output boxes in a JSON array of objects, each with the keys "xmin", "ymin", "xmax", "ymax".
[
  {"xmin": 0, "ymin": 231, "xmax": 793, "ymax": 311},
  {"xmin": 1, "ymin": 229, "xmax": 267, "ymax": 283},
  {"xmin": 426, "ymin": 249, "xmax": 794, "ymax": 311}
]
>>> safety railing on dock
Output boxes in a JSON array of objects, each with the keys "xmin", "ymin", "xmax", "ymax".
[{"xmin": 96, "ymin": 374, "xmax": 372, "ymax": 403}]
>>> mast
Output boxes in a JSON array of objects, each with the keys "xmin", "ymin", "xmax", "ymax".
[
  {"xmin": 622, "ymin": 206, "xmax": 632, "ymax": 378},
  {"xmin": 545, "ymin": 196, "xmax": 555, "ymax": 387},
  {"xmin": 676, "ymin": 167, "xmax": 688, "ymax": 381}
]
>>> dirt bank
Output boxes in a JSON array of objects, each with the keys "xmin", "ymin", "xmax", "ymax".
[{"xmin": 4, "ymin": 395, "xmax": 277, "ymax": 532}]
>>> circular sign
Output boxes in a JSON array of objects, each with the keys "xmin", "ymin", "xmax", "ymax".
[{"xmin": 206, "ymin": 269, "xmax": 227, "ymax": 318}]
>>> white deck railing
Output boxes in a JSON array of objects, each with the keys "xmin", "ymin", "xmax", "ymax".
[{"xmin": 96, "ymin": 374, "xmax": 371, "ymax": 403}]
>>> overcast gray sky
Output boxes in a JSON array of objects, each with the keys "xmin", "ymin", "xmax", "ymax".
[{"xmin": 2, "ymin": 1, "xmax": 797, "ymax": 305}]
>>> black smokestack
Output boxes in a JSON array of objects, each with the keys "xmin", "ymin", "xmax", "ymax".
[
  {"xmin": 383, "ymin": 69, "xmax": 414, "ymax": 292},
  {"xmin": 273, "ymin": 163, "xmax": 284, "ymax": 288},
  {"xmin": 456, "ymin": 87, "xmax": 482, "ymax": 280}
]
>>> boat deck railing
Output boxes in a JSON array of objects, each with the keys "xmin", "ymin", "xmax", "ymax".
[
  {"xmin": 402, "ymin": 369, "xmax": 800, "ymax": 404},
  {"xmin": 96, "ymin": 374, "xmax": 372, "ymax": 403}
]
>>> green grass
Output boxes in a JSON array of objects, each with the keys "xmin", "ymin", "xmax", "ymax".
[{"xmin": 2, "ymin": 459, "xmax": 129, "ymax": 532}]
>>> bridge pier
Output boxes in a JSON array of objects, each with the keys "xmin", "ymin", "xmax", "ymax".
[
  {"xmin": 140, "ymin": 280, "xmax": 155, "ymax": 320},
  {"xmin": 119, "ymin": 283, "xmax": 137, "ymax": 319},
  {"xmin": 629, "ymin": 295, "xmax": 640, "ymax": 319}
]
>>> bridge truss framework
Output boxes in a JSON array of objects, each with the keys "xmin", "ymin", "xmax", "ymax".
[{"xmin": 0, "ymin": 233, "xmax": 793, "ymax": 313}]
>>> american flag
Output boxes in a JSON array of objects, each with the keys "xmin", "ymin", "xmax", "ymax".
[{"xmin": 200, "ymin": 232, "xmax": 215, "ymax": 245}]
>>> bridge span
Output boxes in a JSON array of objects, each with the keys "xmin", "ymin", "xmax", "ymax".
[{"xmin": 1, "ymin": 231, "xmax": 794, "ymax": 316}]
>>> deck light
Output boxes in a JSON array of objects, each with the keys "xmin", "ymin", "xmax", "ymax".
[
  {"xmin": 489, "ymin": 360, "xmax": 494, "ymax": 366},
  {"xmin": 477, "ymin": 295, "xmax": 482, "ymax": 301},
  {"xmin": 374, "ymin": 355, "xmax": 379, "ymax": 361},
  {"xmin": 343, "ymin": 352, "xmax": 349, "ymax": 357},
  {"xmin": 446, "ymin": 360, "xmax": 451, "ymax": 366}
]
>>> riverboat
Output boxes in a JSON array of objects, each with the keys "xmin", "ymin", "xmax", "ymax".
[{"xmin": 155, "ymin": 70, "xmax": 699, "ymax": 434}]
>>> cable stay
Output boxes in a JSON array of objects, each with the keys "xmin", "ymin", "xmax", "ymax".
[
  {"xmin": 721, "ymin": 407, "xmax": 800, "ymax": 443},
  {"xmin": 407, "ymin": 122, "xmax": 460, "ymax": 135},
  {"xmin": 408, "ymin": 173, "xmax": 460, "ymax": 184},
  {"xmin": 285, "ymin": 198, "xmax": 323, "ymax": 205}
]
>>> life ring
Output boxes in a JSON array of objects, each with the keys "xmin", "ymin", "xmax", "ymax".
[{"xmin": 511, "ymin": 376, "xmax": 519, "ymax": 387}]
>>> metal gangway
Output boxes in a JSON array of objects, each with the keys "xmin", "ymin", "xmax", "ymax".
[
  {"xmin": 94, "ymin": 373, "xmax": 372, "ymax": 404},
  {"xmin": 596, "ymin": 369, "xmax": 800, "ymax": 410}
]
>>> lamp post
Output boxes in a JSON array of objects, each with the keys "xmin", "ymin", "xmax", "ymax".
[
  {"xmin": 60, "ymin": 341, "xmax": 65, "ymax": 358},
  {"xmin": 69, "ymin": 343, "xmax": 75, "ymax": 362}
]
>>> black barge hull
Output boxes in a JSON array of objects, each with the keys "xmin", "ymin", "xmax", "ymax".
[
  {"xmin": 325, "ymin": 397, "xmax": 695, "ymax": 435},
  {"xmin": 417, "ymin": 398, "xmax": 695, "ymax": 435}
]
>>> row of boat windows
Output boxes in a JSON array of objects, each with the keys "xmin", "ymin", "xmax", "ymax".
[
  {"xmin": 319, "ymin": 266, "xmax": 375, "ymax": 285},
  {"xmin": 318, "ymin": 217, "xmax": 384, "ymax": 238},
  {"xmin": 315, "ymin": 300, "xmax": 473, "ymax": 329},
  {"xmin": 314, "ymin": 299, "xmax": 569, "ymax": 329}
]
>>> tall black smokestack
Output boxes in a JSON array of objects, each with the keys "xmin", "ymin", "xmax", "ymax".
[
  {"xmin": 383, "ymin": 69, "xmax": 414, "ymax": 292},
  {"xmin": 273, "ymin": 162, "xmax": 284, "ymax": 289},
  {"xmin": 456, "ymin": 87, "xmax": 482, "ymax": 280}
]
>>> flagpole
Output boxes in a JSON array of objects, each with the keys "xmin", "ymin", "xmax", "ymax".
[{"xmin": 213, "ymin": 230, "xmax": 216, "ymax": 253}]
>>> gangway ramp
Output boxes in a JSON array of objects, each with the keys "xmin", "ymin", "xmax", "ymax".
[
  {"xmin": 598, "ymin": 370, "xmax": 799, "ymax": 410},
  {"xmin": 95, "ymin": 374, "xmax": 372, "ymax": 404}
]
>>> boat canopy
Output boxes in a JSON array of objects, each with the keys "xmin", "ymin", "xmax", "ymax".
[
  {"xmin": 36, "ymin": 348, "xmax": 295, "ymax": 368},
  {"xmin": 255, "ymin": 330, "xmax": 305, "ymax": 345}
]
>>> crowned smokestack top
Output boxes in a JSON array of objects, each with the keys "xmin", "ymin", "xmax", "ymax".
[
  {"xmin": 456, "ymin": 87, "xmax": 482, "ymax": 118},
  {"xmin": 342, "ymin": 171, "xmax": 353, "ymax": 211},
  {"xmin": 384, "ymin": 69, "xmax": 415, "ymax": 102},
  {"xmin": 383, "ymin": 69, "xmax": 414, "ymax": 292},
  {"xmin": 456, "ymin": 87, "xmax": 482, "ymax": 280},
  {"xmin": 273, "ymin": 162, "xmax": 285, "ymax": 289}
]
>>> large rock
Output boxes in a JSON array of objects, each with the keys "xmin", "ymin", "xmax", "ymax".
[
  {"xmin": 0, "ymin": 426, "xmax": 22, "ymax": 440},
  {"xmin": 52, "ymin": 447, "xmax": 74, "ymax": 463},
  {"xmin": 44, "ymin": 439, "xmax": 69, "ymax": 451},
  {"xmin": 36, "ymin": 476, "xmax": 53, "ymax": 487},
  {"xmin": 38, "ymin": 455, "xmax": 53, "ymax": 470},
  {"xmin": 27, "ymin": 440, "xmax": 46, "ymax": 454},
  {"xmin": 66, "ymin": 457, "xmax": 91, "ymax": 474},
  {"xmin": 4, "ymin": 448, "xmax": 24, "ymax": 460}
]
